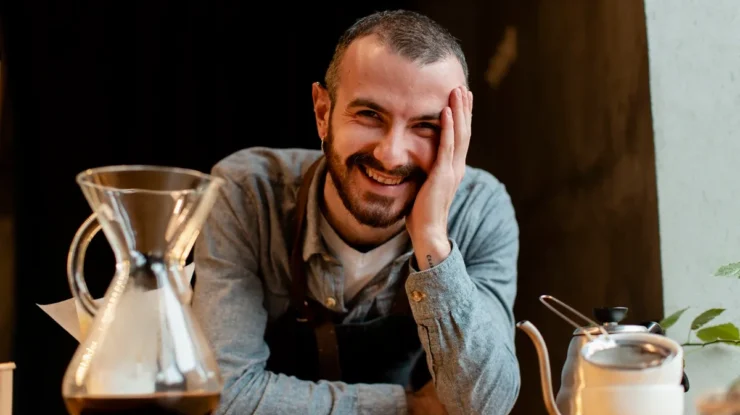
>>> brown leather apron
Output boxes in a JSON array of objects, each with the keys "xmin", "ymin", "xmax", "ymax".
[{"xmin": 263, "ymin": 156, "xmax": 430, "ymax": 389}]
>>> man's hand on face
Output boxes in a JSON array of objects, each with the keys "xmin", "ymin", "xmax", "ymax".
[
  {"xmin": 406, "ymin": 86, "xmax": 473, "ymax": 270},
  {"xmin": 407, "ymin": 381, "xmax": 448, "ymax": 415}
]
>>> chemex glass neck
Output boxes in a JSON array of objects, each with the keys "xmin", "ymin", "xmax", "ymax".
[{"xmin": 76, "ymin": 165, "xmax": 225, "ymax": 266}]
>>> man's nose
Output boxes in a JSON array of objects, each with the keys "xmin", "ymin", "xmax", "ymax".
[{"xmin": 372, "ymin": 127, "xmax": 409, "ymax": 171}]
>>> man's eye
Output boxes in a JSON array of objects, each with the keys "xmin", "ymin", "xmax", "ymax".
[
  {"xmin": 357, "ymin": 110, "xmax": 380, "ymax": 119},
  {"xmin": 416, "ymin": 122, "xmax": 440, "ymax": 132}
]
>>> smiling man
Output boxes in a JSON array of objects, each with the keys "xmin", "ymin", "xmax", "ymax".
[{"xmin": 193, "ymin": 9, "xmax": 520, "ymax": 415}]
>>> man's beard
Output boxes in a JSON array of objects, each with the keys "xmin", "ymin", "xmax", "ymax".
[{"xmin": 322, "ymin": 128, "xmax": 425, "ymax": 228}]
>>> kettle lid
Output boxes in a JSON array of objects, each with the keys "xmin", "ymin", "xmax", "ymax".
[{"xmin": 574, "ymin": 307, "xmax": 651, "ymax": 336}]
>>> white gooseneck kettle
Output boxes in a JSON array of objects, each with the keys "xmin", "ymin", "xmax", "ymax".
[{"xmin": 517, "ymin": 295, "xmax": 688, "ymax": 415}]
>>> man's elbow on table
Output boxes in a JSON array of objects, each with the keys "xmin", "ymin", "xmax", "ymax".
[
  {"xmin": 212, "ymin": 366, "xmax": 270, "ymax": 415},
  {"xmin": 488, "ymin": 351, "xmax": 521, "ymax": 415},
  {"xmin": 464, "ymin": 350, "xmax": 521, "ymax": 415}
]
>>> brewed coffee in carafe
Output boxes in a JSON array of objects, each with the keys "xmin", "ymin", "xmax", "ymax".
[{"xmin": 62, "ymin": 165, "xmax": 225, "ymax": 415}]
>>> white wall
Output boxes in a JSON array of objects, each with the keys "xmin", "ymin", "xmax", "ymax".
[{"xmin": 645, "ymin": 0, "xmax": 740, "ymax": 413}]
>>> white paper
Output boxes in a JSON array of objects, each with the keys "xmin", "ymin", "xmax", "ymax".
[{"xmin": 37, "ymin": 263, "xmax": 195, "ymax": 343}]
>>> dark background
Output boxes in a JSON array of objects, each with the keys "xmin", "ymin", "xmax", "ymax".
[{"xmin": 0, "ymin": 1, "xmax": 662, "ymax": 414}]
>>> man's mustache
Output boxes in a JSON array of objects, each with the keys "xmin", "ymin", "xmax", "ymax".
[{"xmin": 347, "ymin": 152, "xmax": 426, "ymax": 181}]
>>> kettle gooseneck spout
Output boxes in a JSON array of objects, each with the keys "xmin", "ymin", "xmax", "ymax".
[{"xmin": 516, "ymin": 320, "xmax": 561, "ymax": 415}]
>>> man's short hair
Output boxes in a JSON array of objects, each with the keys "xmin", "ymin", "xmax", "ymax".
[{"xmin": 324, "ymin": 9, "xmax": 469, "ymax": 101}]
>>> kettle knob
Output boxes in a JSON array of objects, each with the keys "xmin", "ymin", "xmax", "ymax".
[
  {"xmin": 593, "ymin": 307, "xmax": 628, "ymax": 324},
  {"xmin": 640, "ymin": 321, "xmax": 665, "ymax": 335}
]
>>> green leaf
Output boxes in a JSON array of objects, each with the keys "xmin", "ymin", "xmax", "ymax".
[
  {"xmin": 696, "ymin": 323, "xmax": 740, "ymax": 342},
  {"xmin": 690, "ymin": 308, "xmax": 726, "ymax": 330},
  {"xmin": 660, "ymin": 307, "xmax": 689, "ymax": 330},
  {"xmin": 715, "ymin": 262, "xmax": 740, "ymax": 278}
]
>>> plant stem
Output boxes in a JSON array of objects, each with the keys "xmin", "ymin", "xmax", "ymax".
[{"xmin": 681, "ymin": 340, "xmax": 740, "ymax": 347}]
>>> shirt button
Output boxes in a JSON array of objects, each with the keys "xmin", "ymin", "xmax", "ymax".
[
  {"xmin": 325, "ymin": 297, "xmax": 337, "ymax": 308},
  {"xmin": 410, "ymin": 290, "xmax": 426, "ymax": 302}
]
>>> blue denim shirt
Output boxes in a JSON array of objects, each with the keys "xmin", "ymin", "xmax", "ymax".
[{"xmin": 192, "ymin": 147, "xmax": 521, "ymax": 415}]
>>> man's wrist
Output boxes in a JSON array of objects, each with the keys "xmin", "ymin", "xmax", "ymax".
[{"xmin": 411, "ymin": 229, "xmax": 451, "ymax": 271}]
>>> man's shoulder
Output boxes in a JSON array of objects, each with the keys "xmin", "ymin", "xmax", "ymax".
[
  {"xmin": 449, "ymin": 164, "xmax": 517, "ymax": 234},
  {"xmin": 457, "ymin": 164, "xmax": 511, "ymax": 204},
  {"xmin": 210, "ymin": 146, "xmax": 322, "ymax": 188}
]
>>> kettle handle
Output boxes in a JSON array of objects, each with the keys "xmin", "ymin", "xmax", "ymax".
[
  {"xmin": 681, "ymin": 373, "xmax": 690, "ymax": 392},
  {"xmin": 539, "ymin": 295, "xmax": 612, "ymax": 343}
]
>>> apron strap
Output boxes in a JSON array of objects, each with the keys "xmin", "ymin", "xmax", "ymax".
[
  {"xmin": 389, "ymin": 284, "xmax": 412, "ymax": 315},
  {"xmin": 289, "ymin": 156, "xmax": 342, "ymax": 380},
  {"xmin": 289, "ymin": 157, "xmax": 322, "ymax": 322}
]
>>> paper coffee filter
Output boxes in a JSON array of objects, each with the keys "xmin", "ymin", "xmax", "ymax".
[{"xmin": 37, "ymin": 263, "xmax": 195, "ymax": 343}]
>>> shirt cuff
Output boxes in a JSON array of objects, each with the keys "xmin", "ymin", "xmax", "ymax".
[
  {"xmin": 405, "ymin": 239, "xmax": 475, "ymax": 321},
  {"xmin": 357, "ymin": 383, "xmax": 407, "ymax": 415}
]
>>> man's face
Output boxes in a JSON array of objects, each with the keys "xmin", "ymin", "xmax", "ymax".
[{"xmin": 318, "ymin": 36, "xmax": 467, "ymax": 228}]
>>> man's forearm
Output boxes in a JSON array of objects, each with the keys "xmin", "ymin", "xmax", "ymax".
[{"xmin": 217, "ymin": 366, "xmax": 407, "ymax": 415}]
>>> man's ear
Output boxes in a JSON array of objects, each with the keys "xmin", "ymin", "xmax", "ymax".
[{"xmin": 312, "ymin": 82, "xmax": 331, "ymax": 139}]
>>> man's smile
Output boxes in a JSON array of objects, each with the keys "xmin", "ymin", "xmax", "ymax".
[{"xmin": 361, "ymin": 165, "xmax": 406, "ymax": 186}]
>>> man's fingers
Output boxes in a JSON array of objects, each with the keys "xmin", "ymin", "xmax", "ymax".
[
  {"xmin": 452, "ymin": 88, "xmax": 466, "ymax": 149},
  {"xmin": 451, "ymin": 87, "xmax": 470, "ymax": 175},
  {"xmin": 461, "ymin": 89, "xmax": 472, "ymax": 148},
  {"xmin": 467, "ymin": 91, "xmax": 473, "ymax": 130},
  {"xmin": 462, "ymin": 88, "xmax": 471, "ymax": 127},
  {"xmin": 437, "ymin": 107, "xmax": 455, "ymax": 168}
]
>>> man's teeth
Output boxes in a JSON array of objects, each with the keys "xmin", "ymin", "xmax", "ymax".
[{"xmin": 363, "ymin": 166, "xmax": 404, "ymax": 185}]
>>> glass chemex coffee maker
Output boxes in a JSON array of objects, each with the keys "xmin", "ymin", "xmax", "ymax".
[{"xmin": 61, "ymin": 165, "xmax": 225, "ymax": 415}]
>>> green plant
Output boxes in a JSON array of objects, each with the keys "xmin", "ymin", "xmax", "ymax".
[{"xmin": 660, "ymin": 261, "xmax": 740, "ymax": 349}]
